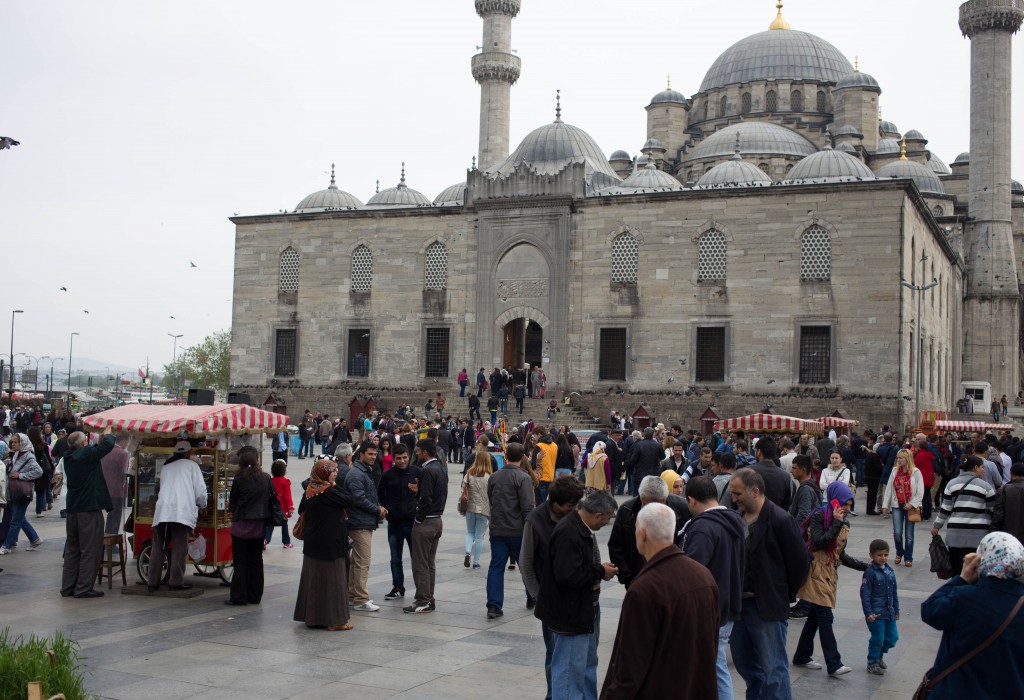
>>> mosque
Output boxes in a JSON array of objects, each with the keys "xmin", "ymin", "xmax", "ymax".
[{"xmin": 229, "ymin": 0, "xmax": 1024, "ymax": 430}]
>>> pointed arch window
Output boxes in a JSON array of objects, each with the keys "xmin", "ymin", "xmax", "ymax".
[
  {"xmin": 279, "ymin": 247, "xmax": 299, "ymax": 292},
  {"xmin": 766, "ymin": 90, "xmax": 778, "ymax": 113},
  {"xmin": 697, "ymin": 230, "xmax": 727, "ymax": 281},
  {"xmin": 791, "ymin": 89, "xmax": 803, "ymax": 112},
  {"xmin": 816, "ymin": 90, "xmax": 827, "ymax": 112},
  {"xmin": 351, "ymin": 245, "xmax": 373, "ymax": 292},
  {"xmin": 719, "ymin": 95, "xmax": 728, "ymax": 117},
  {"xmin": 424, "ymin": 241, "xmax": 448, "ymax": 289},
  {"xmin": 611, "ymin": 233, "xmax": 639, "ymax": 283},
  {"xmin": 741, "ymin": 92, "xmax": 752, "ymax": 114},
  {"xmin": 800, "ymin": 225, "xmax": 831, "ymax": 280}
]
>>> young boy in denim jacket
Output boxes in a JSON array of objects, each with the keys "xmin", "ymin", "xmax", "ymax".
[{"xmin": 860, "ymin": 539, "xmax": 900, "ymax": 674}]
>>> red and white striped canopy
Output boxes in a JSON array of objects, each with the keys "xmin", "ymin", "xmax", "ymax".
[
  {"xmin": 80, "ymin": 403, "xmax": 289, "ymax": 436},
  {"xmin": 813, "ymin": 416, "xmax": 861, "ymax": 428},
  {"xmin": 986, "ymin": 423, "xmax": 1015, "ymax": 431},
  {"xmin": 934, "ymin": 420, "xmax": 988, "ymax": 432},
  {"xmin": 714, "ymin": 413, "xmax": 825, "ymax": 435}
]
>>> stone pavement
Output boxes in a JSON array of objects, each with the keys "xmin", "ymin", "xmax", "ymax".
[{"xmin": 0, "ymin": 454, "xmax": 942, "ymax": 699}]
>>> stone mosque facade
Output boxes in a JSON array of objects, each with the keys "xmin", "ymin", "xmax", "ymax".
[{"xmin": 229, "ymin": 0, "xmax": 1024, "ymax": 430}]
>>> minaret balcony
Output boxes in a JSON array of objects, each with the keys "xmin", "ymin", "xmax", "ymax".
[{"xmin": 472, "ymin": 52, "xmax": 521, "ymax": 84}]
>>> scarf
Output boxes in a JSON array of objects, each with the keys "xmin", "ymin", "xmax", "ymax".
[
  {"xmin": 803, "ymin": 481, "xmax": 855, "ymax": 560},
  {"xmin": 894, "ymin": 468, "xmax": 912, "ymax": 505},
  {"xmin": 304, "ymin": 458, "xmax": 337, "ymax": 500},
  {"xmin": 978, "ymin": 531, "xmax": 1024, "ymax": 580}
]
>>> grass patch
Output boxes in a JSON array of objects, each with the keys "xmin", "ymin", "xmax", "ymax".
[{"xmin": 0, "ymin": 628, "xmax": 96, "ymax": 700}]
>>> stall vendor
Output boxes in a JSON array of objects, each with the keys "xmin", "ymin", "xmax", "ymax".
[{"xmin": 148, "ymin": 438, "xmax": 208, "ymax": 592}]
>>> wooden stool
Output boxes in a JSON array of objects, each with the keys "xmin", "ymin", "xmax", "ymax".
[{"xmin": 97, "ymin": 533, "xmax": 127, "ymax": 589}]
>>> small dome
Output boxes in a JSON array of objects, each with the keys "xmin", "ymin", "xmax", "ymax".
[
  {"xmin": 685, "ymin": 122, "xmax": 817, "ymax": 162},
  {"xmin": 609, "ymin": 150, "xmax": 631, "ymax": 161},
  {"xmin": 928, "ymin": 154, "xmax": 951, "ymax": 175},
  {"xmin": 621, "ymin": 160, "xmax": 684, "ymax": 191},
  {"xmin": 904, "ymin": 129, "xmax": 926, "ymax": 142},
  {"xmin": 876, "ymin": 138, "xmax": 901, "ymax": 154},
  {"xmin": 642, "ymin": 138, "xmax": 666, "ymax": 151},
  {"xmin": 1012, "ymin": 180, "xmax": 1023, "ymax": 194},
  {"xmin": 696, "ymin": 154, "xmax": 773, "ymax": 188},
  {"xmin": 295, "ymin": 167, "xmax": 363, "ymax": 211},
  {"xmin": 783, "ymin": 146, "xmax": 876, "ymax": 183},
  {"xmin": 650, "ymin": 89, "xmax": 687, "ymax": 104},
  {"xmin": 879, "ymin": 120, "xmax": 900, "ymax": 138},
  {"xmin": 433, "ymin": 182, "xmax": 465, "ymax": 207},
  {"xmin": 365, "ymin": 165, "xmax": 432, "ymax": 207},
  {"xmin": 834, "ymin": 71, "xmax": 881, "ymax": 91},
  {"xmin": 954, "ymin": 151, "xmax": 971, "ymax": 163},
  {"xmin": 834, "ymin": 125, "xmax": 861, "ymax": 137},
  {"xmin": 636, "ymin": 154, "xmax": 652, "ymax": 166},
  {"xmin": 836, "ymin": 142, "xmax": 857, "ymax": 153},
  {"xmin": 876, "ymin": 159, "xmax": 945, "ymax": 195}
]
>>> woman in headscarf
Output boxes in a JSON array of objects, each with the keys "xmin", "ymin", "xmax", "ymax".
[
  {"xmin": 1, "ymin": 433, "xmax": 44, "ymax": 554},
  {"xmin": 881, "ymin": 448, "xmax": 924, "ymax": 566},
  {"xmin": 921, "ymin": 532, "xmax": 1024, "ymax": 698},
  {"xmin": 293, "ymin": 456, "xmax": 355, "ymax": 630},
  {"xmin": 585, "ymin": 441, "xmax": 609, "ymax": 492},
  {"xmin": 226, "ymin": 448, "xmax": 270, "ymax": 605},
  {"xmin": 791, "ymin": 481, "xmax": 868, "ymax": 676}
]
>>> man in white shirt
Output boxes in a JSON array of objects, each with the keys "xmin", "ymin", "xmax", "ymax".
[{"xmin": 148, "ymin": 439, "xmax": 207, "ymax": 593}]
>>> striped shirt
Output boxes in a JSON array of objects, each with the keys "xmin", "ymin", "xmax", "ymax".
[{"xmin": 933, "ymin": 473, "xmax": 996, "ymax": 549}]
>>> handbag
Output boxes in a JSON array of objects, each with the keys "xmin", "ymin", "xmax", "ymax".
[
  {"xmin": 265, "ymin": 476, "xmax": 286, "ymax": 528},
  {"xmin": 908, "ymin": 505, "xmax": 922, "ymax": 523},
  {"xmin": 457, "ymin": 476, "xmax": 470, "ymax": 516},
  {"xmin": 291, "ymin": 511, "xmax": 306, "ymax": 540},
  {"xmin": 929, "ymin": 534, "xmax": 953, "ymax": 579},
  {"xmin": 912, "ymin": 596, "xmax": 1024, "ymax": 699},
  {"xmin": 8, "ymin": 475, "xmax": 34, "ymax": 502}
]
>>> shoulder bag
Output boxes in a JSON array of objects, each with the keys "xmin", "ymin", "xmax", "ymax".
[
  {"xmin": 265, "ymin": 475, "xmax": 286, "ymax": 528},
  {"xmin": 291, "ymin": 511, "xmax": 306, "ymax": 540},
  {"xmin": 7, "ymin": 460, "xmax": 34, "ymax": 502},
  {"xmin": 913, "ymin": 595, "xmax": 1024, "ymax": 699},
  {"xmin": 457, "ymin": 475, "xmax": 470, "ymax": 516}
]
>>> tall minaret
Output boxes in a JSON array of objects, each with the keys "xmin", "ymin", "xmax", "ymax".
[
  {"xmin": 959, "ymin": 0, "xmax": 1024, "ymax": 395},
  {"xmin": 472, "ymin": 0, "xmax": 521, "ymax": 171}
]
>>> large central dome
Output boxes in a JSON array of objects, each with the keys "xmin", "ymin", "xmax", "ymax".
[{"xmin": 699, "ymin": 29, "xmax": 853, "ymax": 93}]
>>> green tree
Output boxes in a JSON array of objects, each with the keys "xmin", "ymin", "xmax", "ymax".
[{"xmin": 163, "ymin": 330, "xmax": 231, "ymax": 396}]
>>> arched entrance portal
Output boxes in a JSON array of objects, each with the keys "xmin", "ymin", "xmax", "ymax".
[{"xmin": 503, "ymin": 319, "xmax": 543, "ymax": 369}]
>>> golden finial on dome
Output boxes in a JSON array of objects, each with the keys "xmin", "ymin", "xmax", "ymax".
[
  {"xmin": 667, "ymin": 75, "xmax": 671, "ymax": 91},
  {"xmin": 769, "ymin": 1, "xmax": 791, "ymax": 30},
  {"xmin": 900, "ymin": 136, "xmax": 908, "ymax": 161},
  {"xmin": 854, "ymin": 56, "xmax": 860, "ymax": 73}
]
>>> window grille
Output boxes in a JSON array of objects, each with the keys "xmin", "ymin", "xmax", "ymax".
[
  {"xmin": 695, "ymin": 327, "xmax": 726, "ymax": 382},
  {"xmin": 424, "ymin": 242, "xmax": 448, "ymax": 289},
  {"xmin": 425, "ymin": 328, "xmax": 450, "ymax": 377},
  {"xmin": 279, "ymin": 247, "xmax": 299, "ymax": 292},
  {"xmin": 719, "ymin": 95, "xmax": 728, "ymax": 116},
  {"xmin": 800, "ymin": 225, "xmax": 831, "ymax": 280},
  {"xmin": 791, "ymin": 90, "xmax": 803, "ymax": 112},
  {"xmin": 741, "ymin": 92, "xmax": 752, "ymax": 114},
  {"xmin": 274, "ymin": 329, "xmax": 297, "ymax": 377},
  {"xmin": 816, "ymin": 90, "xmax": 827, "ymax": 112},
  {"xmin": 351, "ymin": 245, "xmax": 373, "ymax": 292},
  {"xmin": 799, "ymin": 326, "xmax": 831, "ymax": 384},
  {"xmin": 697, "ymin": 230, "xmax": 727, "ymax": 281},
  {"xmin": 766, "ymin": 90, "xmax": 778, "ymax": 112},
  {"xmin": 758, "ymin": 162, "xmax": 771, "ymax": 174},
  {"xmin": 347, "ymin": 328, "xmax": 370, "ymax": 377},
  {"xmin": 611, "ymin": 233, "xmax": 638, "ymax": 283},
  {"xmin": 599, "ymin": 328, "xmax": 627, "ymax": 380}
]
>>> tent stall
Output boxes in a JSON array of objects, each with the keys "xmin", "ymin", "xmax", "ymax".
[{"xmin": 714, "ymin": 413, "xmax": 825, "ymax": 436}]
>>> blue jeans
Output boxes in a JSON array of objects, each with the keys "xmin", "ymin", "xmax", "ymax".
[
  {"xmin": 891, "ymin": 506, "xmax": 915, "ymax": 562},
  {"xmin": 490, "ymin": 410, "xmax": 498, "ymax": 425},
  {"xmin": 551, "ymin": 607, "xmax": 599, "ymax": 700},
  {"xmin": 486, "ymin": 535, "xmax": 523, "ymax": 609},
  {"xmin": 855, "ymin": 459, "xmax": 866, "ymax": 486},
  {"xmin": 465, "ymin": 512, "xmax": 488, "ymax": 565},
  {"xmin": 264, "ymin": 522, "xmax": 291, "ymax": 545},
  {"xmin": 3, "ymin": 499, "xmax": 39, "ymax": 548},
  {"xmin": 535, "ymin": 482, "xmax": 549, "ymax": 504},
  {"xmin": 388, "ymin": 521, "xmax": 414, "ymax": 589},
  {"xmin": 794, "ymin": 602, "xmax": 843, "ymax": 673},
  {"xmin": 321, "ymin": 436, "xmax": 330, "ymax": 452},
  {"xmin": 717, "ymin": 621, "xmax": 735, "ymax": 700},
  {"xmin": 867, "ymin": 618, "xmax": 899, "ymax": 664},
  {"xmin": 499, "ymin": 398, "xmax": 509, "ymax": 414},
  {"xmin": 730, "ymin": 598, "xmax": 791, "ymax": 700},
  {"xmin": 459, "ymin": 381, "xmax": 467, "ymax": 397}
]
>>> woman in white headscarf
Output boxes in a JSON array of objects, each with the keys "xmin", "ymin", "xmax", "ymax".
[
  {"xmin": 1, "ymin": 433, "xmax": 44, "ymax": 554},
  {"xmin": 586, "ymin": 441, "xmax": 610, "ymax": 492},
  {"xmin": 920, "ymin": 531, "xmax": 1024, "ymax": 698}
]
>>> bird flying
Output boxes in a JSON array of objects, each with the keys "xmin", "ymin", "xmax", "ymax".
[
  {"xmin": 189, "ymin": 261, "xmax": 198, "ymax": 268},
  {"xmin": 59, "ymin": 287, "xmax": 67, "ymax": 292},
  {"xmin": 0, "ymin": 136, "xmax": 20, "ymax": 149}
]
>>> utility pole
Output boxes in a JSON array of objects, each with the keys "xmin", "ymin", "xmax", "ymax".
[{"xmin": 9, "ymin": 309, "xmax": 23, "ymax": 398}]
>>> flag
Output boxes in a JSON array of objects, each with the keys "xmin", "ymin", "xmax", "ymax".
[{"xmin": 138, "ymin": 368, "xmax": 145, "ymax": 378}]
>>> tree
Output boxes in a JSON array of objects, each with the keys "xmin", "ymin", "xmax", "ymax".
[{"xmin": 163, "ymin": 330, "xmax": 231, "ymax": 396}]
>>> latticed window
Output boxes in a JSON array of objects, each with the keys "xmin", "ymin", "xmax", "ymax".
[
  {"xmin": 702, "ymin": 101, "xmax": 708, "ymax": 121},
  {"xmin": 816, "ymin": 90, "xmax": 827, "ymax": 112},
  {"xmin": 758, "ymin": 162, "xmax": 770, "ymax": 174},
  {"xmin": 274, "ymin": 329, "xmax": 297, "ymax": 377},
  {"xmin": 425, "ymin": 328, "xmax": 450, "ymax": 377},
  {"xmin": 799, "ymin": 326, "xmax": 831, "ymax": 384},
  {"xmin": 598, "ymin": 328, "xmax": 627, "ymax": 380},
  {"xmin": 741, "ymin": 92, "xmax": 752, "ymax": 114},
  {"xmin": 766, "ymin": 90, "xmax": 778, "ymax": 112},
  {"xmin": 279, "ymin": 247, "xmax": 299, "ymax": 292},
  {"xmin": 695, "ymin": 327, "xmax": 726, "ymax": 382},
  {"xmin": 800, "ymin": 225, "xmax": 831, "ymax": 280},
  {"xmin": 347, "ymin": 328, "xmax": 370, "ymax": 377},
  {"xmin": 611, "ymin": 233, "xmax": 638, "ymax": 283},
  {"xmin": 697, "ymin": 230, "xmax": 727, "ymax": 281},
  {"xmin": 719, "ymin": 95, "xmax": 728, "ymax": 116},
  {"xmin": 351, "ymin": 245, "xmax": 372, "ymax": 292},
  {"xmin": 424, "ymin": 242, "xmax": 448, "ymax": 289},
  {"xmin": 791, "ymin": 89, "xmax": 803, "ymax": 111}
]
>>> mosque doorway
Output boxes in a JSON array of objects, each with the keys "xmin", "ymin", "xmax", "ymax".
[{"xmin": 502, "ymin": 319, "xmax": 543, "ymax": 370}]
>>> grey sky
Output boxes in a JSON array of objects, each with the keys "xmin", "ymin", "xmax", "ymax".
[{"xmin": 1, "ymin": 0, "xmax": 1020, "ymax": 372}]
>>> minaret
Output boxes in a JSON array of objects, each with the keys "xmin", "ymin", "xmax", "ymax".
[
  {"xmin": 959, "ymin": 0, "xmax": 1024, "ymax": 395},
  {"xmin": 472, "ymin": 0, "xmax": 521, "ymax": 171}
]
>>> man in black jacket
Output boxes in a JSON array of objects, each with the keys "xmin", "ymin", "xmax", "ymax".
[
  {"xmin": 625, "ymin": 428, "xmax": 663, "ymax": 497},
  {"xmin": 605, "ymin": 429, "xmax": 625, "ymax": 494},
  {"xmin": 992, "ymin": 462, "xmax": 1024, "ymax": 544},
  {"xmin": 377, "ymin": 445, "xmax": 421, "ymax": 601},
  {"xmin": 405, "ymin": 439, "xmax": 447, "ymax": 614},
  {"xmin": 534, "ymin": 489, "xmax": 618, "ymax": 700},
  {"xmin": 727, "ymin": 469, "xmax": 809, "ymax": 700},
  {"xmin": 747, "ymin": 437, "xmax": 792, "ymax": 511},
  {"xmin": 608, "ymin": 475, "xmax": 690, "ymax": 589}
]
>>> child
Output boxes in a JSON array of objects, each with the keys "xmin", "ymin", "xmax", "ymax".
[
  {"xmin": 860, "ymin": 539, "xmax": 900, "ymax": 674},
  {"xmin": 264, "ymin": 460, "xmax": 294, "ymax": 548}
]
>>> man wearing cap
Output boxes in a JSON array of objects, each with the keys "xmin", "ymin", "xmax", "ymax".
[
  {"xmin": 147, "ymin": 438, "xmax": 208, "ymax": 592},
  {"xmin": 61, "ymin": 425, "xmax": 116, "ymax": 598}
]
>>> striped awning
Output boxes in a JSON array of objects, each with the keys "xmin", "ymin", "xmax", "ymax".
[
  {"xmin": 986, "ymin": 423, "xmax": 1015, "ymax": 431},
  {"xmin": 714, "ymin": 413, "xmax": 824, "ymax": 435},
  {"xmin": 934, "ymin": 420, "xmax": 988, "ymax": 432},
  {"xmin": 80, "ymin": 403, "xmax": 288, "ymax": 436},
  {"xmin": 813, "ymin": 416, "xmax": 861, "ymax": 428}
]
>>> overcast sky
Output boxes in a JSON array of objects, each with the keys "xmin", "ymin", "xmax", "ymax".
[{"xmin": 2, "ymin": 0, "xmax": 1021, "ymax": 374}]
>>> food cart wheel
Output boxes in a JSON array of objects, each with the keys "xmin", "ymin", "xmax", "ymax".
[
  {"xmin": 217, "ymin": 564, "xmax": 234, "ymax": 584},
  {"xmin": 192, "ymin": 563, "xmax": 219, "ymax": 577},
  {"xmin": 136, "ymin": 540, "xmax": 170, "ymax": 585}
]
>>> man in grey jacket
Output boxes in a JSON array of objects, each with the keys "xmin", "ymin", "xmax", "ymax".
[
  {"xmin": 485, "ymin": 442, "xmax": 535, "ymax": 619},
  {"xmin": 344, "ymin": 442, "xmax": 387, "ymax": 612}
]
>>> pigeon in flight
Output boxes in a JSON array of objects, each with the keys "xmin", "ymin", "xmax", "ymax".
[
  {"xmin": 170, "ymin": 316, "xmax": 176, "ymax": 320},
  {"xmin": 190, "ymin": 261, "xmax": 198, "ymax": 268},
  {"xmin": 0, "ymin": 136, "xmax": 20, "ymax": 149},
  {"xmin": 59, "ymin": 287, "xmax": 67, "ymax": 291}
]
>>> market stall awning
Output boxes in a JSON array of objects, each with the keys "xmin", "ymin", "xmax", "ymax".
[
  {"xmin": 80, "ymin": 403, "xmax": 288, "ymax": 436},
  {"xmin": 714, "ymin": 413, "xmax": 824, "ymax": 435},
  {"xmin": 934, "ymin": 420, "xmax": 988, "ymax": 432},
  {"xmin": 813, "ymin": 416, "xmax": 861, "ymax": 428},
  {"xmin": 986, "ymin": 423, "xmax": 1015, "ymax": 431}
]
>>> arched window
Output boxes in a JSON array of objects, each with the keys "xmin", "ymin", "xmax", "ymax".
[
  {"xmin": 758, "ymin": 162, "xmax": 771, "ymax": 175},
  {"xmin": 279, "ymin": 247, "xmax": 299, "ymax": 292},
  {"xmin": 701, "ymin": 100, "xmax": 709, "ymax": 122},
  {"xmin": 351, "ymin": 245, "xmax": 373, "ymax": 292},
  {"xmin": 816, "ymin": 90, "xmax": 827, "ymax": 112},
  {"xmin": 741, "ymin": 92, "xmax": 752, "ymax": 114},
  {"xmin": 424, "ymin": 241, "xmax": 448, "ymax": 289},
  {"xmin": 719, "ymin": 95, "xmax": 728, "ymax": 117},
  {"xmin": 800, "ymin": 225, "xmax": 831, "ymax": 280},
  {"xmin": 697, "ymin": 230, "xmax": 727, "ymax": 281},
  {"xmin": 611, "ymin": 233, "xmax": 639, "ymax": 283},
  {"xmin": 791, "ymin": 89, "xmax": 803, "ymax": 112},
  {"xmin": 932, "ymin": 204, "xmax": 944, "ymax": 217},
  {"xmin": 766, "ymin": 90, "xmax": 778, "ymax": 113}
]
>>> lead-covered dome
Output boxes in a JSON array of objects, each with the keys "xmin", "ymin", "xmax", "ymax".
[
  {"xmin": 295, "ymin": 167, "xmax": 363, "ymax": 211},
  {"xmin": 783, "ymin": 145, "xmax": 876, "ymax": 183},
  {"xmin": 876, "ymin": 138, "xmax": 900, "ymax": 154},
  {"xmin": 685, "ymin": 122, "xmax": 817, "ymax": 162},
  {"xmin": 622, "ymin": 160, "xmax": 684, "ymax": 191},
  {"xmin": 609, "ymin": 150, "xmax": 631, "ymax": 161},
  {"xmin": 928, "ymin": 154, "xmax": 951, "ymax": 175},
  {"xmin": 365, "ymin": 165, "xmax": 431, "ymax": 207},
  {"xmin": 650, "ymin": 88, "xmax": 687, "ymax": 104},
  {"xmin": 876, "ymin": 159, "xmax": 945, "ymax": 195},
  {"xmin": 699, "ymin": 29, "xmax": 853, "ymax": 93},
  {"xmin": 433, "ymin": 182, "xmax": 465, "ymax": 207},
  {"xmin": 696, "ymin": 153, "xmax": 773, "ymax": 188},
  {"xmin": 834, "ymin": 71, "xmax": 881, "ymax": 91}
]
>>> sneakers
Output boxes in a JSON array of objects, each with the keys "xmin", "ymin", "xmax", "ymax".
[
  {"xmin": 829, "ymin": 666, "xmax": 852, "ymax": 676},
  {"xmin": 472, "ymin": 563, "xmax": 480, "ymax": 569},
  {"xmin": 283, "ymin": 543, "xmax": 293, "ymax": 549},
  {"xmin": 867, "ymin": 663, "xmax": 885, "ymax": 675},
  {"xmin": 793, "ymin": 660, "xmax": 822, "ymax": 670},
  {"xmin": 353, "ymin": 601, "xmax": 380, "ymax": 612},
  {"xmin": 507, "ymin": 563, "xmax": 516, "ymax": 571},
  {"xmin": 28, "ymin": 539, "xmax": 43, "ymax": 550},
  {"xmin": 487, "ymin": 606, "xmax": 504, "ymax": 619},
  {"xmin": 0, "ymin": 547, "xmax": 10, "ymax": 555},
  {"xmin": 878, "ymin": 658, "xmax": 888, "ymax": 670},
  {"xmin": 404, "ymin": 602, "xmax": 433, "ymax": 614},
  {"xmin": 789, "ymin": 605, "xmax": 808, "ymax": 619},
  {"xmin": 464, "ymin": 554, "xmax": 471, "ymax": 568},
  {"xmin": 384, "ymin": 587, "xmax": 405, "ymax": 600}
]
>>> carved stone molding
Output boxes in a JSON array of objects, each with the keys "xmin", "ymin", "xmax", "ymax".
[
  {"xmin": 475, "ymin": 0, "xmax": 521, "ymax": 18},
  {"xmin": 471, "ymin": 52, "xmax": 521, "ymax": 84},
  {"xmin": 497, "ymin": 278, "xmax": 548, "ymax": 300},
  {"xmin": 960, "ymin": 0, "xmax": 1024, "ymax": 36}
]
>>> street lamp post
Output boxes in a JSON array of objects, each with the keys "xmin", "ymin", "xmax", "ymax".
[
  {"xmin": 9, "ymin": 309, "xmax": 23, "ymax": 398},
  {"xmin": 901, "ymin": 276, "xmax": 939, "ymax": 429},
  {"xmin": 67, "ymin": 332, "xmax": 80, "ymax": 405},
  {"xmin": 168, "ymin": 333, "xmax": 183, "ymax": 398},
  {"xmin": 41, "ymin": 356, "xmax": 63, "ymax": 395}
]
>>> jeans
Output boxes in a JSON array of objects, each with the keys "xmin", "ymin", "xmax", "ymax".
[
  {"xmin": 866, "ymin": 618, "xmax": 899, "ymax": 664},
  {"xmin": 551, "ymin": 607, "xmax": 600, "ymax": 700},
  {"xmin": 716, "ymin": 620, "xmax": 735, "ymax": 700},
  {"xmin": 34, "ymin": 480, "xmax": 51, "ymax": 514},
  {"xmin": 299, "ymin": 437, "xmax": 313, "ymax": 458},
  {"xmin": 388, "ymin": 521, "xmax": 413, "ymax": 589},
  {"xmin": 459, "ymin": 381, "xmax": 467, "ymax": 397},
  {"xmin": 490, "ymin": 410, "xmax": 498, "ymax": 425},
  {"xmin": 499, "ymin": 398, "xmax": 509, "ymax": 414},
  {"xmin": 891, "ymin": 506, "xmax": 915, "ymax": 562},
  {"xmin": 855, "ymin": 459, "xmax": 866, "ymax": 486},
  {"xmin": 535, "ymin": 482, "xmax": 550, "ymax": 504},
  {"xmin": 465, "ymin": 512, "xmax": 488, "ymax": 565},
  {"xmin": 794, "ymin": 602, "xmax": 843, "ymax": 673},
  {"xmin": 516, "ymin": 397, "xmax": 524, "ymax": 414},
  {"xmin": 3, "ymin": 499, "xmax": 39, "ymax": 548},
  {"xmin": 730, "ymin": 598, "xmax": 791, "ymax": 700},
  {"xmin": 486, "ymin": 534, "xmax": 523, "ymax": 609},
  {"xmin": 264, "ymin": 521, "xmax": 291, "ymax": 545},
  {"xmin": 321, "ymin": 436, "xmax": 330, "ymax": 452}
]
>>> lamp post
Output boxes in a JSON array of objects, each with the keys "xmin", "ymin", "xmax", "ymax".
[
  {"xmin": 9, "ymin": 309, "xmax": 23, "ymax": 398},
  {"xmin": 67, "ymin": 332, "xmax": 80, "ymax": 405},
  {"xmin": 41, "ymin": 356, "xmax": 63, "ymax": 395},
  {"xmin": 168, "ymin": 333, "xmax": 183, "ymax": 398},
  {"xmin": 901, "ymin": 276, "xmax": 939, "ymax": 428}
]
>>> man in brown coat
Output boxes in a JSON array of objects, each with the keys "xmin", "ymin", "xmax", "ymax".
[{"xmin": 600, "ymin": 502, "xmax": 720, "ymax": 699}]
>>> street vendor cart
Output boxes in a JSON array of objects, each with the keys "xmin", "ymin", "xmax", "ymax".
[
  {"xmin": 714, "ymin": 412, "xmax": 825, "ymax": 436},
  {"xmin": 81, "ymin": 403, "xmax": 288, "ymax": 585}
]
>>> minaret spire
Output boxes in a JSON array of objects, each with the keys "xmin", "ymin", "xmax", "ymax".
[
  {"xmin": 555, "ymin": 89, "xmax": 562, "ymax": 122},
  {"xmin": 472, "ymin": 0, "xmax": 522, "ymax": 171}
]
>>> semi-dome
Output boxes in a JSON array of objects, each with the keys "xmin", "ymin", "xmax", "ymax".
[
  {"xmin": 696, "ymin": 153, "xmax": 773, "ymax": 188},
  {"xmin": 685, "ymin": 122, "xmax": 817, "ymax": 162},
  {"xmin": 642, "ymin": 138, "xmax": 666, "ymax": 151},
  {"xmin": 876, "ymin": 138, "xmax": 900, "ymax": 154},
  {"xmin": 954, "ymin": 152, "xmax": 971, "ymax": 163},
  {"xmin": 650, "ymin": 88, "xmax": 687, "ymax": 104},
  {"xmin": 879, "ymin": 120, "xmax": 900, "ymax": 138},
  {"xmin": 622, "ymin": 160, "xmax": 685, "ymax": 191},
  {"xmin": 699, "ymin": 29, "xmax": 853, "ymax": 93},
  {"xmin": 834, "ymin": 71, "xmax": 881, "ymax": 91},
  {"xmin": 365, "ymin": 165, "xmax": 432, "ymax": 207},
  {"xmin": 609, "ymin": 150, "xmax": 631, "ymax": 161},
  {"xmin": 433, "ymin": 182, "xmax": 465, "ymax": 207},
  {"xmin": 928, "ymin": 155, "xmax": 952, "ymax": 175},
  {"xmin": 876, "ymin": 159, "xmax": 945, "ymax": 195},
  {"xmin": 295, "ymin": 167, "xmax": 363, "ymax": 211},
  {"xmin": 783, "ymin": 146, "xmax": 876, "ymax": 183}
]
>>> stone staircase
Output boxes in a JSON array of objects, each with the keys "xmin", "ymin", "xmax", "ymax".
[{"xmin": 482, "ymin": 396, "xmax": 603, "ymax": 431}]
